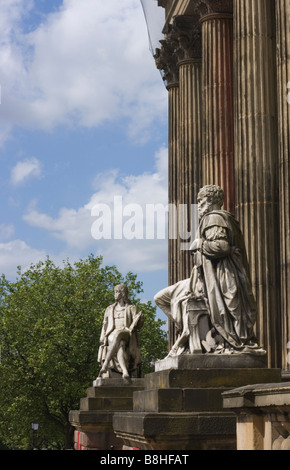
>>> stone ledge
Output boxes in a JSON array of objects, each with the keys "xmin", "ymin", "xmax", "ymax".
[
  {"xmin": 93, "ymin": 377, "xmax": 144, "ymax": 387},
  {"xmin": 133, "ymin": 387, "xmax": 233, "ymax": 412},
  {"xmin": 155, "ymin": 353, "xmax": 268, "ymax": 371},
  {"xmin": 69, "ymin": 410, "xmax": 115, "ymax": 431},
  {"xmin": 223, "ymin": 381, "xmax": 290, "ymax": 411},
  {"xmin": 113, "ymin": 411, "xmax": 236, "ymax": 450},
  {"xmin": 80, "ymin": 396, "xmax": 133, "ymax": 411},
  {"xmin": 86, "ymin": 384, "xmax": 144, "ymax": 398},
  {"xmin": 144, "ymin": 367, "xmax": 281, "ymax": 389}
]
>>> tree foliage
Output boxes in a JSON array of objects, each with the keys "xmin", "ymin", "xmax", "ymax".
[{"xmin": 0, "ymin": 255, "xmax": 168, "ymax": 449}]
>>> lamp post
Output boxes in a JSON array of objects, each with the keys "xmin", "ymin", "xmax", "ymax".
[{"xmin": 31, "ymin": 422, "xmax": 39, "ymax": 450}]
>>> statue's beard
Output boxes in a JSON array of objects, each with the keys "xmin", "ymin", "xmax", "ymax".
[{"xmin": 198, "ymin": 204, "xmax": 212, "ymax": 218}]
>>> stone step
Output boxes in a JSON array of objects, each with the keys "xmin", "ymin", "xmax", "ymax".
[
  {"xmin": 86, "ymin": 385, "xmax": 144, "ymax": 398},
  {"xmin": 133, "ymin": 388, "xmax": 183, "ymax": 412},
  {"xmin": 133, "ymin": 387, "xmax": 232, "ymax": 412},
  {"xmin": 144, "ymin": 368, "xmax": 281, "ymax": 390},
  {"xmin": 80, "ymin": 396, "xmax": 133, "ymax": 411}
]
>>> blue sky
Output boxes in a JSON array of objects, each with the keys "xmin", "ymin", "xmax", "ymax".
[{"xmin": 0, "ymin": 0, "xmax": 169, "ymax": 322}]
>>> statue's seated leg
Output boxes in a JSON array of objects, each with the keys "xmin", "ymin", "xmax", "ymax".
[
  {"xmin": 99, "ymin": 329, "xmax": 131, "ymax": 376},
  {"xmin": 166, "ymin": 325, "xmax": 190, "ymax": 358},
  {"xmin": 117, "ymin": 339, "xmax": 130, "ymax": 379}
]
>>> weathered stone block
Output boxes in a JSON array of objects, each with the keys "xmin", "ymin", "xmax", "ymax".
[
  {"xmin": 155, "ymin": 353, "xmax": 268, "ymax": 371},
  {"xmin": 113, "ymin": 411, "xmax": 237, "ymax": 450},
  {"xmin": 80, "ymin": 396, "xmax": 133, "ymax": 411},
  {"xmin": 133, "ymin": 388, "xmax": 183, "ymax": 412},
  {"xmin": 183, "ymin": 388, "xmax": 230, "ymax": 411},
  {"xmin": 145, "ymin": 367, "xmax": 281, "ymax": 390},
  {"xmin": 86, "ymin": 384, "xmax": 143, "ymax": 398}
]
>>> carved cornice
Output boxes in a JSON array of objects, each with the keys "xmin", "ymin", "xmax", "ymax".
[{"xmin": 194, "ymin": 0, "xmax": 233, "ymax": 19}]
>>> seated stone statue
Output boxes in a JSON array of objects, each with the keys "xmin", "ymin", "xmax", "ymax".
[
  {"xmin": 155, "ymin": 185, "xmax": 265, "ymax": 357},
  {"xmin": 98, "ymin": 284, "xmax": 144, "ymax": 379}
]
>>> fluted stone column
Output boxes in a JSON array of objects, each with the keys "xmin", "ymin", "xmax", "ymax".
[
  {"xmin": 155, "ymin": 35, "xmax": 180, "ymax": 347},
  {"xmin": 196, "ymin": 0, "xmax": 235, "ymax": 214},
  {"xmin": 178, "ymin": 59, "xmax": 202, "ymax": 280},
  {"xmin": 234, "ymin": 0, "xmax": 281, "ymax": 368},
  {"xmin": 173, "ymin": 16, "xmax": 202, "ymax": 281},
  {"xmin": 155, "ymin": 17, "xmax": 203, "ymax": 347},
  {"xmin": 167, "ymin": 82, "xmax": 180, "ymax": 287},
  {"xmin": 155, "ymin": 36, "xmax": 180, "ymax": 289},
  {"xmin": 276, "ymin": 0, "xmax": 290, "ymax": 372}
]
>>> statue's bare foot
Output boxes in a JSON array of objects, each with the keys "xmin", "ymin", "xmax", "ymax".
[{"xmin": 98, "ymin": 368, "xmax": 106, "ymax": 377}]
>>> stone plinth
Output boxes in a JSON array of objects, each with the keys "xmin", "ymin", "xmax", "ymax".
[
  {"xmin": 155, "ymin": 353, "xmax": 268, "ymax": 371},
  {"xmin": 69, "ymin": 378, "xmax": 144, "ymax": 450},
  {"xmin": 113, "ymin": 355, "xmax": 281, "ymax": 450},
  {"xmin": 223, "ymin": 382, "xmax": 290, "ymax": 450}
]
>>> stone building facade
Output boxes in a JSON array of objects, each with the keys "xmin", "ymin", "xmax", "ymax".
[
  {"xmin": 70, "ymin": 1, "xmax": 290, "ymax": 451},
  {"xmin": 152, "ymin": 0, "xmax": 290, "ymax": 374}
]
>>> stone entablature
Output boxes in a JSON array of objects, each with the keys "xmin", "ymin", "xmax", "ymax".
[{"xmin": 158, "ymin": 0, "xmax": 233, "ymax": 25}]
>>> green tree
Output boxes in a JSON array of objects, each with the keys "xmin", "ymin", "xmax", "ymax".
[{"xmin": 0, "ymin": 255, "xmax": 168, "ymax": 450}]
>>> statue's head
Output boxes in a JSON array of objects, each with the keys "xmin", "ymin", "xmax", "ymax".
[
  {"xmin": 114, "ymin": 284, "xmax": 129, "ymax": 302},
  {"xmin": 197, "ymin": 185, "xmax": 224, "ymax": 217}
]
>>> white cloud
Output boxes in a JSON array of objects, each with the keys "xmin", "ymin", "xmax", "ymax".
[
  {"xmin": 0, "ymin": 224, "xmax": 15, "ymax": 241},
  {"xmin": 23, "ymin": 146, "xmax": 169, "ymax": 273},
  {"xmin": 11, "ymin": 157, "xmax": 42, "ymax": 185},
  {"xmin": 0, "ymin": 239, "xmax": 47, "ymax": 279},
  {"xmin": 0, "ymin": 0, "xmax": 167, "ymax": 144}
]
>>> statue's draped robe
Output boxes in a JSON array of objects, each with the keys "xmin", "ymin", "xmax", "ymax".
[{"xmin": 155, "ymin": 210, "xmax": 258, "ymax": 351}]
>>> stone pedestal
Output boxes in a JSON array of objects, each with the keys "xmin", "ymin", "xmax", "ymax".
[
  {"xmin": 113, "ymin": 355, "xmax": 281, "ymax": 450},
  {"xmin": 69, "ymin": 378, "xmax": 144, "ymax": 450}
]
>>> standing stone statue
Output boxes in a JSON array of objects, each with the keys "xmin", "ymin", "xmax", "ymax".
[
  {"xmin": 155, "ymin": 185, "xmax": 265, "ymax": 357},
  {"xmin": 98, "ymin": 284, "xmax": 144, "ymax": 379}
]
